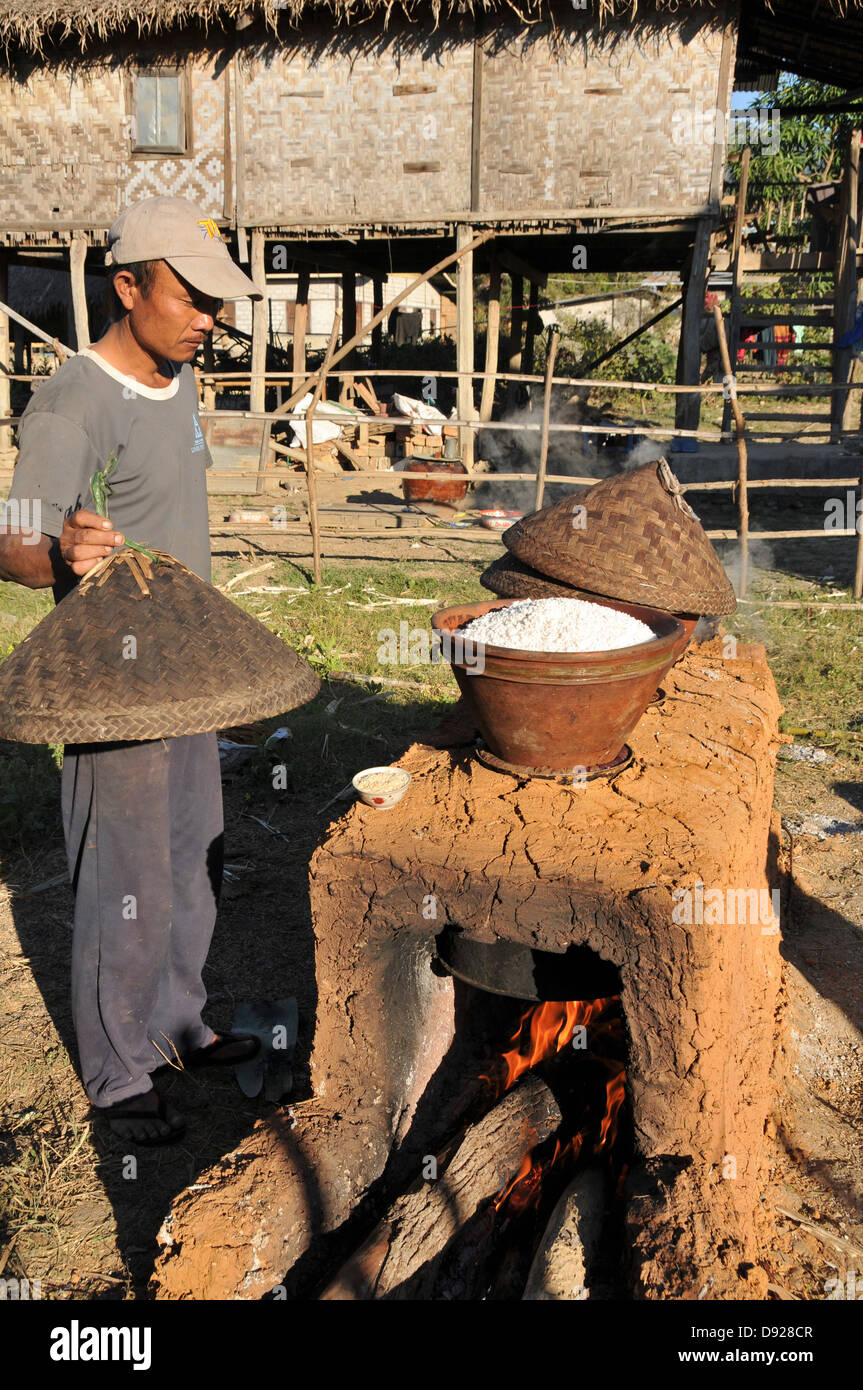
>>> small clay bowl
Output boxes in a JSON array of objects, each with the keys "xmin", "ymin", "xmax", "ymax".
[{"xmin": 353, "ymin": 765, "xmax": 412, "ymax": 809}]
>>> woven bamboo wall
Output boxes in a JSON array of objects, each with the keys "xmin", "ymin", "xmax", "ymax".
[{"xmin": 0, "ymin": 7, "xmax": 732, "ymax": 233}]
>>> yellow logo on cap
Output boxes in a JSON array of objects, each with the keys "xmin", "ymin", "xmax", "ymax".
[{"xmin": 197, "ymin": 218, "xmax": 222, "ymax": 241}]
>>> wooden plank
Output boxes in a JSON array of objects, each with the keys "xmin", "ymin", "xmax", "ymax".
[
  {"xmin": 69, "ymin": 233, "xmax": 90, "ymax": 350},
  {"xmin": 250, "ymin": 230, "xmax": 267, "ymax": 414},
  {"xmin": 506, "ymin": 272, "xmax": 524, "ymax": 411},
  {"xmin": 709, "ymin": 17, "xmax": 738, "ymax": 207},
  {"xmin": 522, "ymin": 279, "xmax": 539, "ymax": 380}
]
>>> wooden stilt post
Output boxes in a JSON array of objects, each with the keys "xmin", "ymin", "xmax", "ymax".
[
  {"xmin": 305, "ymin": 314, "xmax": 340, "ymax": 585},
  {"xmin": 292, "ymin": 266, "xmax": 310, "ymax": 396},
  {"xmin": 250, "ymin": 230, "xmax": 267, "ymax": 415},
  {"xmin": 831, "ymin": 129, "xmax": 860, "ymax": 442},
  {"xmin": 372, "ymin": 275, "xmax": 384, "ymax": 363},
  {"xmin": 340, "ymin": 270, "xmax": 357, "ymax": 404},
  {"xmin": 722, "ymin": 146, "xmax": 750, "ymax": 435},
  {"xmin": 506, "ymin": 273, "xmax": 524, "ymax": 410},
  {"xmin": 480, "ymin": 253, "xmax": 500, "ymax": 422},
  {"xmin": 713, "ymin": 302, "xmax": 750, "ymax": 597},
  {"xmin": 675, "ymin": 217, "xmax": 714, "ymax": 437},
  {"xmin": 69, "ymin": 233, "xmax": 90, "ymax": 351},
  {"xmin": 456, "ymin": 223, "xmax": 475, "ymax": 471}
]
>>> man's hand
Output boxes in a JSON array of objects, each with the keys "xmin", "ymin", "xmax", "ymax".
[{"xmin": 59, "ymin": 510, "xmax": 125, "ymax": 577}]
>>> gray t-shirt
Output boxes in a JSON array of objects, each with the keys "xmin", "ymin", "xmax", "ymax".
[{"xmin": 7, "ymin": 347, "xmax": 213, "ymax": 601}]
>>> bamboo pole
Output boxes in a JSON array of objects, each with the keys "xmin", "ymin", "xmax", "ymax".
[
  {"xmin": 273, "ymin": 228, "xmax": 494, "ymax": 418},
  {"xmin": 713, "ymin": 301, "xmax": 750, "ymax": 596},
  {"xmin": 456, "ymin": 223, "xmax": 475, "ymax": 471},
  {"xmin": 534, "ymin": 326, "xmax": 560, "ymax": 512},
  {"xmin": 479, "ymin": 253, "xmax": 500, "ymax": 422},
  {"xmin": 506, "ymin": 272, "xmax": 524, "ymax": 411},
  {"xmin": 305, "ymin": 313, "xmax": 341, "ymax": 584}
]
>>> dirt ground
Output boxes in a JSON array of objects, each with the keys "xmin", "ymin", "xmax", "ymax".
[{"xmin": 1, "ymin": 460, "xmax": 862, "ymax": 1301}]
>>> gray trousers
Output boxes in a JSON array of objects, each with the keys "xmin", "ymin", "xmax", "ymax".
[{"xmin": 61, "ymin": 733, "xmax": 224, "ymax": 1107}]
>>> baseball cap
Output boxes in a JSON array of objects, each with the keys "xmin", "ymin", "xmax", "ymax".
[{"xmin": 105, "ymin": 196, "xmax": 263, "ymax": 301}]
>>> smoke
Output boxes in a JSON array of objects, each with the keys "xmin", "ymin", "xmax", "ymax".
[{"xmin": 472, "ymin": 389, "xmax": 667, "ymax": 513}]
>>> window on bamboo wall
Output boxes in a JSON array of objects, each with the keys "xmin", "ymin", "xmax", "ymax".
[{"xmin": 130, "ymin": 69, "xmax": 192, "ymax": 155}]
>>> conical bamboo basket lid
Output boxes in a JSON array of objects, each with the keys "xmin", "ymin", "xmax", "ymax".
[
  {"xmin": 503, "ymin": 458, "xmax": 737, "ymax": 615},
  {"xmin": 480, "ymin": 553, "xmax": 597, "ymax": 602},
  {"xmin": 0, "ymin": 549, "xmax": 321, "ymax": 744}
]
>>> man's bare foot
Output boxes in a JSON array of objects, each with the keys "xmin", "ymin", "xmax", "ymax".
[{"xmin": 97, "ymin": 1089, "xmax": 185, "ymax": 1145}]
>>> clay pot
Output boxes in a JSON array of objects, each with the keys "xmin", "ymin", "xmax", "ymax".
[
  {"xmin": 430, "ymin": 596, "xmax": 685, "ymax": 771},
  {"xmin": 402, "ymin": 455, "xmax": 468, "ymax": 505}
]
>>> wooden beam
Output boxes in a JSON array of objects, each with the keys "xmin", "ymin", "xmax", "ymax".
[
  {"xmin": 470, "ymin": 31, "xmax": 483, "ymax": 213},
  {"xmin": 497, "ymin": 246, "xmax": 548, "ymax": 290},
  {"xmin": 708, "ymin": 17, "xmax": 738, "ymax": 208},
  {"xmin": 457, "ymin": 223, "xmax": 475, "ymax": 471},
  {"xmin": 305, "ymin": 315, "xmax": 340, "ymax": 584},
  {"xmin": 250, "ymin": 230, "xmax": 267, "ymax": 415},
  {"xmin": 479, "ymin": 252, "xmax": 500, "ymax": 421},
  {"xmin": 292, "ymin": 266, "xmax": 310, "ymax": 396},
  {"xmin": 675, "ymin": 218, "xmax": 715, "ymax": 435},
  {"xmin": 69, "ymin": 233, "xmax": 90, "ymax": 350}
]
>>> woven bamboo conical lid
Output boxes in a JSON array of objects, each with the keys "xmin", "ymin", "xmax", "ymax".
[
  {"xmin": 480, "ymin": 552, "xmax": 597, "ymax": 602},
  {"xmin": 0, "ymin": 549, "xmax": 321, "ymax": 744},
  {"xmin": 502, "ymin": 458, "xmax": 737, "ymax": 615}
]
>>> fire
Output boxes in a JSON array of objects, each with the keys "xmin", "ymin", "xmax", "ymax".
[
  {"xmin": 597, "ymin": 1059, "xmax": 626, "ymax": 1152},
  {"xmin": 480, "ymin": 996, "xmax": 616, "ymax": 1096},
  {"xmin": 482, "ymin": 996, "xmax": 627, "ymax": 1222}
]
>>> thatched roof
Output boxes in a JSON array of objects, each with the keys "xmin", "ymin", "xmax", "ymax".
[
  {"xmin": 1, "ymin": 0, "xmax": 727, "ymax": 53},
  {"xmin": 4, "ymin": 0, "xmax": 863, "ymax": 90}
]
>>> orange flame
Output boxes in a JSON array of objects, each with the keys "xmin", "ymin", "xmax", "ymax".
[
  {"xmin": 483, "ymin": 997, "xmax": 627, "ymax": 1222},
  {"xmin": 596, "ymin": 1060, "xmax": 626, "ymax": 1153},
  {"xmin": 481, "ymin": 996, "xmax": 616, "ymax": 1096}
]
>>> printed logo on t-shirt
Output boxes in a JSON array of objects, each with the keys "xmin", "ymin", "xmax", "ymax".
[{"xmin": 191, "ymin": 413, "xmax": 206, "ymax": 454}]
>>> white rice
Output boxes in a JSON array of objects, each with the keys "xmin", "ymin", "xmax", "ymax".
[{"xmin": 459, "ymin": 597, "xmax": 655, "ymax": 653}]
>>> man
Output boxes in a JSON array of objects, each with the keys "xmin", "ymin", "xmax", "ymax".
[{"xmin": 0, "ymin": 196, "xmax": 263, "ymax": 1143}]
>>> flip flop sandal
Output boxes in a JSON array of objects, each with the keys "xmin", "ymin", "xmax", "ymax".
[
  {"xmin": 185, "ymin": 1033, "xmax": 262, "ymax": 1069},
  {"xmin": 95, "ymin": 1089, "xmax": 186, "ymax": 1147}
]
